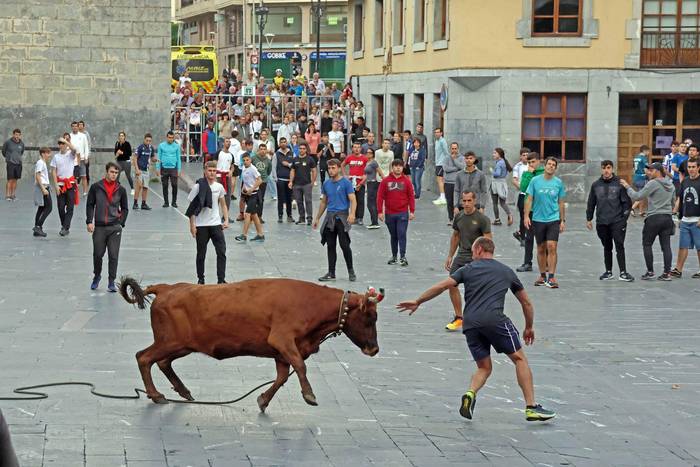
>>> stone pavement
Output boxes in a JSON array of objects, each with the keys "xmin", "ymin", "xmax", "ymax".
[{"xmin": 0, "ymin": 176, "xmax": 699, "ymax": 467}]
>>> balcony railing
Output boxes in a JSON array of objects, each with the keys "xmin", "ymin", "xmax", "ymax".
[{"xmin": 641, "ymin": 30, "xmax": 700, "ymax": 67}]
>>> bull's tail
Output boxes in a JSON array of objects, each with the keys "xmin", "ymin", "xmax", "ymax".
[{"xmin": 119, "ymin": 276, "xmax": 154, "ymax": 310}]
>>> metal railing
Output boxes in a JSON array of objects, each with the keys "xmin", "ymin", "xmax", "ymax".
[{"xmin": 641, "ymin": 30, "xmax": 700, "ymax": 67}]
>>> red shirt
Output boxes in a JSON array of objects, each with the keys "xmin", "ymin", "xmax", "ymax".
[
  {"xmin": 377, "ymin": 174, "xmax": 415, "ymax": 215},
  {"xmin": 344, "ymin": 154, "xmax": 368, "ymax": 179}
]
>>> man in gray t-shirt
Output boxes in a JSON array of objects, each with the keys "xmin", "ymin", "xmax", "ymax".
[{"xmin": 398, "ymin": 236, "xmax": 555, "ymax": 423}]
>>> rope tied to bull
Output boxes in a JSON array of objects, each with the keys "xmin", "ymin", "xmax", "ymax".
[{"xmin": 0, "ymin": 291, "xmax": 353, "ymax": 405}]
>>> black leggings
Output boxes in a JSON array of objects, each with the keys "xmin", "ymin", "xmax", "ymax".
[
  {"xmin": 445, "ymin": 182, "xmax": 456, "ymax": 221},
  {"xmin": 161, "ymin": 168, "xmax": 178, "ymax": 204},
  {"xmin": 517, "ymin": 193, "xmax": 526, "ymax": 237},
  {"xmin": 35, "ymin": 191, "xmax": 53, "ymax": 228},
  {"xmin": 117, "ymin": 160, "xmax": 134, "ymax": 189},
  {"xmin": 491, "ymin": 192, "xmax": 511, "ymax": 220},
  {"xmin": 642, "ymin": 214, "xmax": 674, "ymax": 274},
  {"xmin": 366, "ymin": 181, "xmax": 379, "ymax": 225},
  {"xmin": 596, "ymin": 220, "xmax": 627, "ymax": 273},
  {"xmin": 276, "ymin": 179, "xmax": 292, "ymax": 218},
  {"xmin": 325, "ymin": 219, "xmax": 353, "ymax": 274}
]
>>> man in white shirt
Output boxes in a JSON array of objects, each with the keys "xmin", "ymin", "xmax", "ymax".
[
  {"xmin": 32, "ymin": 147, "xmax": 53, "ymax": 237},
  {"xmin": 328, "ymin": 121, "xmax": 344, "ymax": 157},
  {"xmin": 186, "ymin": 161, "xmax": 228, "ymax": 284},
  {"xmin": 277, "ymin": 115, "xmax": 293, "ymax": 145},
  {"xmin": 512, "ymin": 147, "xmax": 530, "ymax": 246},
  {"xmin": 311, "ymin": 72, "xmax": 325, "ymax": 92},
  {"xmin": 70, "ymin": 121, "xmax": 89, "ymax": 195},
  {"xmin": 235, "ymin": 153, "xmax": 265, "ymax": 243},
  {"xmin": 78, "ymin": 121, "xmax": 92, "ymax": 186},
  {"xmin": 51, "ymin": 137, "xmax": 80, "ymax": 236},
  {"xmin": 216, "ymin": 138, "xmax": 234, "ymax": 219}
]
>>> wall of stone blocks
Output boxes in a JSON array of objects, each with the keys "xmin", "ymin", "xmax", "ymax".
[
  {"xmin": 0, "ymin": 0, "xmax": 171, "ymax": 177},
  {"xmin": 356, "ymin": 68, "xmax": 700, "ymax": 202}
]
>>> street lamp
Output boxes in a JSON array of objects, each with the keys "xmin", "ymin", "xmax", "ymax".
[
  {"xmin": 311, "ymin": 0, "xmax": 326, "ymax": 74},
  {"xmin": 255, "ymin": 3, "xmax": 269, "ymax": 77}
]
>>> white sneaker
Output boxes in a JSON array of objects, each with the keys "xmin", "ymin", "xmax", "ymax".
[
  {"xmin": 82, "ymin": 192, "xmax": 87, "ymax": 197},
  {"xmin": 432, "ymin": 196, "xmax": 446, "ymax": 205},
  {"xmin": 130, "ymin": 189, "xmax": 135, "ymax": 196},
  {"xmin": 272, "ymin": 196, "xmax": 277, "ymax": 200}
]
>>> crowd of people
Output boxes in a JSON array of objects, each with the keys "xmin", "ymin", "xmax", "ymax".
[{"xmin": 4, "ymin": 113, "xmax": 700, "ymax": 427}]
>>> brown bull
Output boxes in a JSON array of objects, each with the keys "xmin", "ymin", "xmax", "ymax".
[{"xmin": 119, "ymin": 277, "xmax": 383, "ymax": 412}]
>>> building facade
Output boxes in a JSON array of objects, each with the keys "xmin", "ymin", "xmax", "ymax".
[
  {"xmin": 346, "ymin": 0, "xmax": 700, "ymax": 200},
  {"xmin": 173, "ymin": 0, "xmax": 349, "ymax": 84},
  {"xmin": 0, "ymin": 0, "xmax": 171, "ymax": 154}
]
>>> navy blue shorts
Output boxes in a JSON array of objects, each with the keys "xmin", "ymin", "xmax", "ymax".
[{"xmin": 464, "ymin": 319, "xmax": 522, "ymax": 361}]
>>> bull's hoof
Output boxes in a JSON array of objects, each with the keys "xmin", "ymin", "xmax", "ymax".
[
  {"xmin": 173, "ymin": 387, "xmax": 194, "ymax": 401},
  {"xmin": 257, "ymin": 394, "xmax": 269, "ymax": 413},
  {"xmin": 149, "ymin": 394, "xmax": 169, "ymax": 404},
  {"xmin": 302, "ymin": 392, "xmax": 318, "ymax": 406}
]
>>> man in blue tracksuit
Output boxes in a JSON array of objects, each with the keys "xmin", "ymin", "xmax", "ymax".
[{"xmin": 157, "ymin": 131, "xmax": 182, "ymax": 208}]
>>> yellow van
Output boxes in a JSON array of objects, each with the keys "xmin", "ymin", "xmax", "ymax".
[{"xmin": 171, "ymin": 45, "xmax": 218, "ymax": 93}]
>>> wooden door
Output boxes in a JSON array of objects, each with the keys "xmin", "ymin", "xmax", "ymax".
[{"xmin": 618, "ymin": 126, "xmax": 650, "ymax": 182}]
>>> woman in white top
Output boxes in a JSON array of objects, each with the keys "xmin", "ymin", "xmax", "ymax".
[{"xmin": 33, "ymin": 147, "xmax": 53, "ymax": 237}]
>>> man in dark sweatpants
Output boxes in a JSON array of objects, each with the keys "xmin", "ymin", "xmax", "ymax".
[
  {"xmin": 586, "ymin": 160, "xmax": 634, "ymax": 282},
  {"xmin": 86, "ymin": 162, "xmax": 129, "ymax": 292}
]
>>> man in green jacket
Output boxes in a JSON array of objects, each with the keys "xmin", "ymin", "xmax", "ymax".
[
  {"xmin": 517, "ymin": 152, "xmax": 545, "ymax": 272},
  {"xmin": 252, "ymin": 143, "xmax": 272, "ymax": 222}
]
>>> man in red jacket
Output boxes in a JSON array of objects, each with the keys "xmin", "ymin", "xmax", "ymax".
[
  {"xmin": 341, "ymin": 142, "xmax": 368, "ymax": 225},
  {"xmin": 377, "ymin": 159, "xmax": 415, "ymax": 266}
]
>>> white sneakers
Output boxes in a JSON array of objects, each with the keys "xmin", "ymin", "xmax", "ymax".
[
  {"xmin": 433, "ymin": 194, "xmax": 447, "ymax": 205},
  {"xmin": 130, "ymin": 189, "xmax": 135, "ymax": 196}
]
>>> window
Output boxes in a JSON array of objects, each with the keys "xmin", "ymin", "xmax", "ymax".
[
  {"xmin": 181, "ymin": 0, "xmax": 193, "ymax": 7},
  {"xmin": 522, "ymin": 94, "xmax": 587, "ymax": 162},
  {"xmin": 228, "ymin": 9, "xmax": 243, "ymax": 46},
  {"xmin": 353, "ymin": 2, "xmax": 364, "ymax": 52},
  {"xmin": 266, "ymin": 6, "xmax": 302, "ymax": 43},
  {"xmin": 310, "ymin": 6, "xmax": 347, "ymax": 43},
  {"xmin": 392, "ymin": 0, "xmax": 404, "ymax": 46},
  {"xmin": 375, "ymin": 0, "xmax": 385, "ymax": 49},
  {"xmin": 532, "ymin": 0, "xmax": 582, "ymax": 35},
  {"xmin": 414, "ymin": 0, "xmax": 425, "ymax": 43},
  {"xmin": 641, "ymin": 0, "xmax": 700, "ymax": 67},
  {"xmin": 433, "ymin": 0, "xmax": 448, "ymax": 41},
  {"xmin": 414, "ymin": 94, "xmax": 424, "ymax": 127}
]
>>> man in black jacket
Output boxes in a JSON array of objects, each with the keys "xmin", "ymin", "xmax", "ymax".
[
  {"xmin": 86, "ymin": 162, "xmax": 129, "ymax": 292},
  {"xmin": 586, "ymin": 160, "xmax": 634, "ymax": 282}
]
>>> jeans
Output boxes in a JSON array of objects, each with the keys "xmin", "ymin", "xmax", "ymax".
[
  {"xmin": 293, "ymin": 183, "xmax": 313, "ymax": 221},
  {"xmin": 355, "ymin": 184, "xmax": 366, "ymax": 221},
  {"xmin": 276, "ymin": 179, "xmax": 292, "ymax": 218},
  {"xmin": 596, "ymin": 220, "xmax": 628, "ymax": 273},
  {"xmin": 56, "ymin": 186, "xmax": 76, "ymax": 230},
  {"xmin": 161, "ymin": 168, "xmax": 178, "ymax": 205},
  {"xmin": 117, "ymin": 160, "xmax": 134, "ymax": 189},
  {"xmin": 35, "ymin": 190, "xmax": 53, "ymax": 228},
  {"xmin": 92, "ymin": 224, "xmax": 123, "ymax": 282},
  {"xmin": 267, "ymin": 177, "xmax": 277, "ymax": 199},
  {"xmin": 258, "ymin": 182, "xmax": 267, "ymax": 218},
  {"xmin": 325, "ymin": 218, "xmax": 354, "ymax": 274},
  {"xmin": 196, "ymin": 225, "xmax": 227, "ymax": 283},
  {"xmin": 386, "ymin": 212, "xmax": 409, "ymax": 258},
  {"xmin": 410, "ymin": 167, "xmax": 424, "ymax": 198},
  {"xmin": 445, "ymin": 182, "xmax": 455, "ymax": 221},
  {"xmin": 642, "ymin": 214, "xmax": 674, "ymax": 273},
  {"xmin": 366, "ymin": 181, "xmax": 379, "ymax": 225}
]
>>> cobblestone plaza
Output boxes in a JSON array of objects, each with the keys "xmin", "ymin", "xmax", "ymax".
[{"xmin": 0, "ymin": 177, "xmax": 698, "ymax": 467}]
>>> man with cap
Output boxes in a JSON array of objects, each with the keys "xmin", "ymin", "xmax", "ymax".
[
  {"xmin": 2, "ymin": 129, "xmax": 25, "ymax": 201},
  {"xmin": 51, "ymin": 136, "xmax": 80, "ymax": 236}
]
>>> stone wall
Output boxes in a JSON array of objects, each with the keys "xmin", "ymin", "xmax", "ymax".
[{"xmin": 0, "ymin": 0, "xmax": 171, "ymax": 177}]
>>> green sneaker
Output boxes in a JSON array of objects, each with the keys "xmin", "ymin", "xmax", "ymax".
[
  {"xmin": 459, "ymin": 390, "xmax": 476, "ymax": 419},
  {"xmin": 525, "ymin": 404, "xmax": 556, "ymax": 421}
]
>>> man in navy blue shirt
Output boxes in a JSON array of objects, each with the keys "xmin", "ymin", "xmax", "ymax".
[
  {"xmin": 131, "ymin": 133, "xmax": 155, "ymax": 210},
  {"xmin": 397, "ymin": 236, "xmax": 555, "ymax": 423},
  {"xmin": 313, "ymin": 159, "xmax": 357, "ymax": 282}
]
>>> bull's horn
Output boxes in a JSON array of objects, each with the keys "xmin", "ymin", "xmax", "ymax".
[
  {"xmin": 377, "ymin": 288, "xmax": 385, "ymax": 303},
  {"xmin": 367, "ymin": 296, "xmax": 378, "ymax": 303}
]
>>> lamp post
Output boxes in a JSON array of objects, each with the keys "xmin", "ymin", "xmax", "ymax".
[
  {"xmin": 312, "ymin": 0, "xmax": 324, "ymax": 74},
  {"xmin": 255, "ymin": 3, "xmax": 269, "ymax": 77}
]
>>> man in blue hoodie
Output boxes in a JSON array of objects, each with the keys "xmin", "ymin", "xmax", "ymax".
[{"xmin": 156, "ymin": 131, "xmax": 182, "ymax": 208}]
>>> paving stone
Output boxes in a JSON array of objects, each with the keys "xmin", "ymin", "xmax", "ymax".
[{"xmin": 1, "ymin": 173, "xmax": 699, "ymax": 466}]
